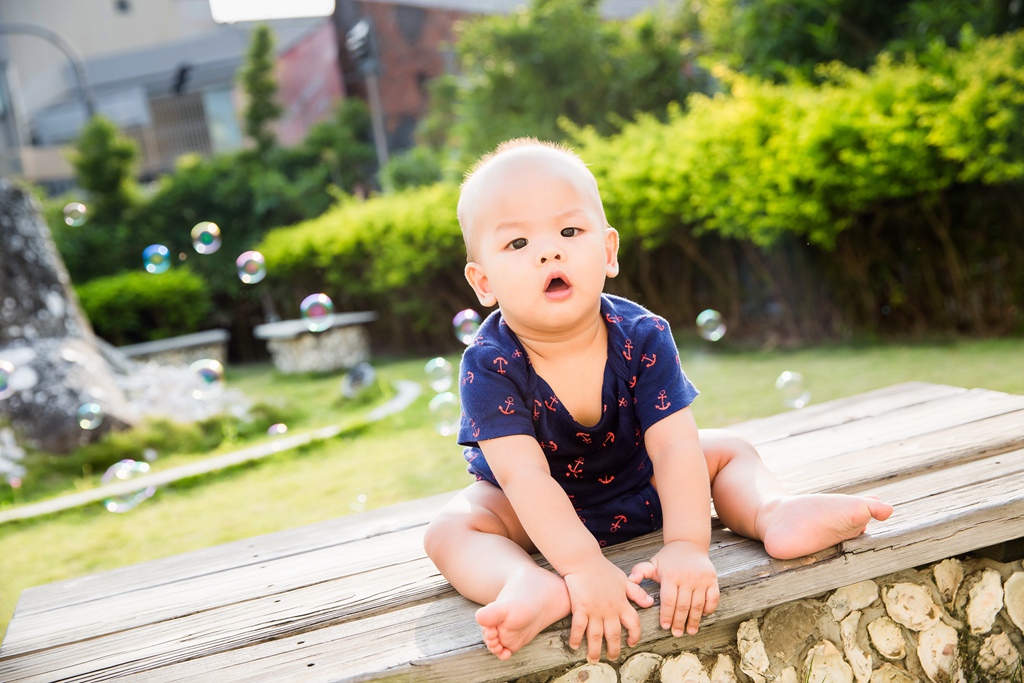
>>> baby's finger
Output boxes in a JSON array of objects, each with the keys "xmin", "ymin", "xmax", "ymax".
[
  {"xmin": 704, "ymin": 583, "xmax": 721, "ymax": 615},
  {"xmin": 628, "ymin": 561, "xmax": 656, "ymax": 584},
  {"xmin": 659, "ymin": 584, "xmax": 678, "ymax": 632},
  {"xmin": 685, "ymin": 592, "xmax": 705, "ymax": 635},
  {"xmin": 626, "ymin": 579, "xmax": 654, "ymax": 608},
  {"xmin": 622, "ymin": 605, "xmax": 643, "ymax": 648},
  {"xmin": 586, "ymin": 621, "xmax": 605, "ymax": 663},
  {"xmin": 569, "ymin": 610, "xmax": 588, "ymax": 651},
  {"xmin": 670, "ymin": 590, "xmax": 692, "ymax": 638},
  {"xmin": 603, "ymin": 618, "xmax": 622, "ymax": 661}
]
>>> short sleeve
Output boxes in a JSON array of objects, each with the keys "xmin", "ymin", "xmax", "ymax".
[
  {"xmin": 457, "ymin": 341, "xmax": 537, "ymax": 448},
  {"xmin": 631, "ymin": 315, "xmax": 699, "ymax": 433}
]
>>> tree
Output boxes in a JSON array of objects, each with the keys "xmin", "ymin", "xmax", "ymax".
[
  {"xmin": 240, "ymin": 24, "xmax": 283, "ymax": 155},
  {"xmin": 67, "ymin": 115, "xmax": 138, "ymax": 219}
]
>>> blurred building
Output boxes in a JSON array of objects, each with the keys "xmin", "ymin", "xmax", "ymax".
[{"xmin": 0, "ymin": 0, "xmax": 343, "ymax": 193}]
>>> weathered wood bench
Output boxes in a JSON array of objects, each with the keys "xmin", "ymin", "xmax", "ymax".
[{"xmin": 1, "ymin": 381, "xmax": 1022, "ymax": 682}]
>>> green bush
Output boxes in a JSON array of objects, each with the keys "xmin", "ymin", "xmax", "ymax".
[{"xmin": 76, "ymin": 268, "xmax": 212, "ymax": 346}]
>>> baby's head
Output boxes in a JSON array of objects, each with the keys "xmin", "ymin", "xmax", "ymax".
[
  {"xmin": 456, "ymin": 138, "xmax": 619, "ymax": 333},
  {"xmin": 457, "ymin": 138, "xmax": 607, "ymax": 261}
]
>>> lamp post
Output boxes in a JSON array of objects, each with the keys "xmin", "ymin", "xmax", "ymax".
[
  {"xmin": 0, "ymin": 22, "xmax": 96, "ymax": 121},
  {"xmin": 345, "ymin": 18, "xmax": 388, "ymax": 170}
]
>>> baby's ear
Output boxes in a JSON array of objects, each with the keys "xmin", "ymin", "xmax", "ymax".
[
  {"xmin": 465, "ymin": 261, "xmax": 497, "ymax": 307},
  {"xmin": 604, "ymin": 226, "xmax": 620, "ymax": 278}
]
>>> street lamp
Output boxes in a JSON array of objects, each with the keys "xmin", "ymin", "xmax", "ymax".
[{"xmin": 0, "ymin": 22, "xmax": 96, "ymax": 121}]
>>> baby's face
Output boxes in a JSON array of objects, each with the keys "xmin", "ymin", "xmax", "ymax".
[{"xmin": 460, "ymin": 149, "xmax": 619, "ymax": 337}]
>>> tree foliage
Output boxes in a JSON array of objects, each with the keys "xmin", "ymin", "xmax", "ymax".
[{"xmin": 239, "ymin": 24, "xmax": 283, "ymax": 155}]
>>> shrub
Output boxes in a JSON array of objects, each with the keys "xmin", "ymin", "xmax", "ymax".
[{"xmin": 76, "ymin": 268, "xmax": 212, "ymax": 346}]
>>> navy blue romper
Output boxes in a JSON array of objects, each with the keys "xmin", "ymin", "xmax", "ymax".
[{"xmin": 457, "ymin": 294, "xmax": 699, "ymax": 547}]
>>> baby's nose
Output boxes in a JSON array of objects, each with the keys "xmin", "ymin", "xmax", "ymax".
[{"xmin": 537, "ymin": 245, "xmax": 563, "ymax": 264}]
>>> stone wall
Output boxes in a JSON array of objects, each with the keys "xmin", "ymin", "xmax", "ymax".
[
  {"xmin": 264, "ymin": 325, "xmax": 371, "ymax": 374},
  {"xmin": 530, "ymin": 555, "xmax": 1024, "ymax": 683}
]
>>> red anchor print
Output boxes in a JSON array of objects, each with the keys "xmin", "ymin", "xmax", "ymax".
[
  {"xmin": 470, "ymin": 418, "xmax": 481, "ymax": 438},
  {"xmin": 599, "ymin": 539, "xmax": 607, "ymax": 547},
  {"xmin": 462, "ymin": 371, "xmax": 475, "ymax": 385},
  {"xmin": 610, "ymin": 515, "xmax": 627, "ymax": 532},
  {"xmin": 629, "ymin": 375, "xmax": 637, "ymax": 389},
  {"xmin": 533, "ymin": 400, "xmax": 542, "ymax": 420},
  {"xmin": 655, "ymin": 390, "xmax": 671, "ymax": 411},
  {"xmin": 539, "ymin": 440, "xmax": 558, "ymax": 452},
  {"xmin": 605, "ymin": 313, "xmax": 624, "ymax": 324},
  {"xmin": 512, "ymin": 349, "xmax": 522, "ymax": 358},
  {"xmin": 474, "ymin": 336, "xmax": 485, "ymax": 346},
  {"xmin": 603, "ymin": 432, "xmax": 615, "ymax": 447},
  {"xmin": 641, "ymin": 353, "xmax": 657, "ymax": 368},
  {"xmin": 654, "ymin": 317, "xmax": 666, "ymax": 331},
  {"xmin": 575, "ymin": 432, "xmax": 592, "ymax": 444},
  {"xmin": 566, "ymin": 458, "xmax": 584, "ymax": 478},
  {"xmin": 622, "ymin": 339, "xmax": 633, "ymax": 361},
  {"xmin": 598, "ymin": 474, "xmax": 614, "ymax": 485},
  {"xmin": 618, "ymin": 397, "xmax": 628, "ymax": 407},
  {"xmin": 492, "ymin": 356, "xmax": 508, "ymax": 374},
  {"xmin": 499, "ymin": 397, "xmax": 515, "ymax": 414},
  {"xmin": 545, "ymin": 396, "xmax": 560, "ymax": 411}
]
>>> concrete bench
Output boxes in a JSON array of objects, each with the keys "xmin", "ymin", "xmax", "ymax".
[
  {"xmin": 253, "ymin": 312, "xmax": 378, "ymax": 374},
  {"xmin": 1, "ymin": 381, "xmax": 1022, "ymax": 682},
  {"xmin": 117, "ymin": 329, "xmax": 230, "ymax": 367}
]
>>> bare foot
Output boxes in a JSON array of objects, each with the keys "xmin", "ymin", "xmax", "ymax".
[
  {"xmin": 755, "ymin": 494, "xmax": 893, "ymax": 560},
  {"xmin": 475, "ymin": 566, "xmax": 571, "ymax": 660}
]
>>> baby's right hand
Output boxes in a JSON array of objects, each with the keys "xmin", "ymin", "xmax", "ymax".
[{"xmin": 562, "ymin": 555, "xmax": 654, "ymax": 662}]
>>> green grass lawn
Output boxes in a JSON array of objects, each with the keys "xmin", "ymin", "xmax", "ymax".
[{"xmin": 1, "ymin": 338, "xmax": 1023, "ymax": 640}]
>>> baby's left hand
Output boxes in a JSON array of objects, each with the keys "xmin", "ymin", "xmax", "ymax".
[{"xmin": 627, "ymin": 540, "xmax": 719, "ymax": 637}]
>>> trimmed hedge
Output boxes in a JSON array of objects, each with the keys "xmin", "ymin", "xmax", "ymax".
[{"xmin": 76, "ymin": 268, "xmax": 211, "ymax": 346}]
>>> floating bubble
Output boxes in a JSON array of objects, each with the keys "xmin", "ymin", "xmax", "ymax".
[
  {"xmin": 0, "ymin": 360, "xmax": 15, "ymax": 401},
  {"xmin": 775, "ymin": 371, "xmax": 811, "ymax": 409},
  {"xmin": 142, "ymin": 448, "xmax": 159, "ymax": 462},
  {"xmin": 6, "ymin": 475, "xmax": 22, "ymax": 489},
  {"xmin": 76, "ymin": 402, "xmax": 103, "ymax": 430},
  {"xmin": 63, "ymin": 202, "xmax": 87, "ymax": 226},
  {"xmin": 340, "ymin": 362, "xmax": 376, "ymax": 399},
  {"xmin": 100, "ymin": 459, "xmax": 156, "ymax": 513},
  {"xmin": 142, "ymin": 244, "xmax": 171, "ymax": 274},
  {"xmin": 349, "ymin": 493, "xmax": 368, "ymax": 512},
  {"xmin": 189, "ymin": 359, "xmax": 224, "ymax": 399},
  {"xmin": 696, "ymin": 309, "xmax": 726, "ymax": 342},
  {"xmin": 429, "ymin": 391, "xmax": 460, "ymax": 436},
  {"xmin": 267, "ymin": 423, "xmax": 288, "ymax": 436},
  {"xmin": 452, "ymin": 309, "xmax": 482, "ymax": 345},
  {"xmin": 191, "ymin": 221, "xmax": 222, "ymax": 254},
  {"xmin": 424, "ymin": 357, "xmax": 454, "ymax": 393},
  {"xmin": 300, "ymin": 293, "xmax": 334, "ymax": 332},
  {"xmin": 236, "ymin": 251, "xmax": 266, "ymax": 284}
]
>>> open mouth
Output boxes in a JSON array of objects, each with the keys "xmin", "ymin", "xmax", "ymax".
[{"xmin": 544, "ymin": 272, "xmax": 572, "ymax": 296}]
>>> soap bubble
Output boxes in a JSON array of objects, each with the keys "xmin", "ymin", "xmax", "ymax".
[
  {"xmin": 63, "ymin": 202, "xmax": 87, "ymax": 226},
  {"xmin": 143, "ymin": 244, "xmax": 171, "ymax": 274},
  {"xmin": 424, "ymin": 357, "xmax": 454, "ymax": 393},
  {"xmin": 236, "ymin": 250, "xmax": 266, "ymax": 284},
  {"xmin": 349, "ymin": 493, "xmax": 368, "ymax": 512},
  {"xmin": 189, "ymin": 359, "xmax": 224, "ymax": 399},
  {"xmin": 142, "ymin": 448, "xmax": 159, "ymax": 462},
  {"xmin": 341, "ymin": 362, "xmax": 376, "ymax": 398},
  {"xmin": 429, "ymin": 391, "xmax": 460, "ymax": 436},
  {"xmin": 76, "ymin": 403, "xmax": 103, "ymax": 430},
  {"xmin": 267, "ymin": 423, "xmax": 288, "ymax": 436},
  {"xmin": 452, "ymin": 309, "xmax": 482, "ymax": 345},
  {"xmin": 191, "ymin": 221, "xmax": 222, "ymax": 254},
  {"xmin": 0, "ymin": 360, "xmax": 15, "ymax": 401},
  {"xmin": 7, "ymin": 475, "xmax": 22, "ymax": 489},
  {"xmin": 101, "ymin": 459, "xmax": 156, "ymax": 513},
  {"xmin": 300, "ymin": 293, "xmax": 334, "ymax": 332},
  {"xmin": 696, "ymin": 309, "xmax": 726, "ymax": 342},
  {"xmin": 775, "ymin": 371, "xmax": 811, "ymax": 409}
]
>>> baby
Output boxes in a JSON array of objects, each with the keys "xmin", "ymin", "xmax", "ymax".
[{"xmin": 422, "ymin": 137, "xmax": 892, "ymax": 664}]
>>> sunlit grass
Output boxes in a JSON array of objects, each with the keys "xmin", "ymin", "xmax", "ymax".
[{"xmin": 1, "ymin": 339, "xmax": 1023, "ymax": 640}]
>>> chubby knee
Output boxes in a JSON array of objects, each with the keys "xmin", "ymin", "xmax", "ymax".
[
  {"xmin": 698, "ymin": 428, "xmax": 761, "ymax": 465},
  {"xmin": 422, "ymin": 493, "xmax": 512, "ymax": 560}
]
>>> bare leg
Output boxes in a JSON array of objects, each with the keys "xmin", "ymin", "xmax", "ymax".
[
  {"xmin": 699, "ymin": 429, "xmax": 893, "ymax": 560},
  {"xmin": 423, "ymin": 481, "xmax": 571, "ymax": 660}
]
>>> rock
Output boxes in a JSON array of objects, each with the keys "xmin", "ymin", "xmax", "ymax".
[
  {"xmin": 840, "ymin": 611, "xmax": 873, "ymax": 683},
  {"xmin": 829, "ymin": 581, "xmax": 880, "ymax": 621},
  {"xmin": 916, "ymin": 622, "xmax": 962, "ymax": 683},
  {"xmin": 869, "ymin": 663, "xmax": 921, "ymax": 683},
  {"xmin": 882, "ymin": 583, "xmax": 941, "ymax": 632},
  {"xmin": 737, "ymin": 619, "xmax": 771, "ymax": 683},
  {"xmin": 0, "ymin": 179, "xmax": 137, "ymax": 453},
  {"xmin": 778, "ymin": 667, "xmax": 799, "ymax": 683},
  {"xmin": 620, "ymin": 652, "xmax": 663, "ymax": 683},
  {"xmin": 803, "ymin": 640, "xmax": 853, "ymax": 683},
  {"xmin": 709, "ymin": 654, "xmax": 737, "ymax": 683},
  {"xmin": 867, "ymin": 616, "xmax": 906, "ymax": 660},
  {"xmin": 932, "ymin": 559, "xmax": 963, "ymax": 606},
  {"xmin": 1004, "ymin": 572, "xmax": 1024, "ymax": 633},
  {"xmin": 661, "ymin": 652, "xmax": 710, "ymax": 683},
  {"xmin": 761, "ymin": 601, "xmax": 824, "ymax": 669},
  {"xmin": 548, "ymin": 662, "xmax": 617, "ymax": 683},
  {"xmin": 964, "ymin": 568, "xmax": 1003, "ymax": 634},
  {"xmin": 977, "ymin": 632, "xmax": 1020, "ymax": 676}
]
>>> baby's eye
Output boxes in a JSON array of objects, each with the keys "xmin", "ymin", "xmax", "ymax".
[
  {"xmin": 561, "ymin": 227, "xmax": 581, "ymax": 237},
  {"xmin": 508, "ymin": 237, "xmax": 528, "ymax": 250}
]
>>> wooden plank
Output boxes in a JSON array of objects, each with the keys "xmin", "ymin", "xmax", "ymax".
[{"xmin": 4, "ymin": 446, "xmax": 1021, "ymax": 683}]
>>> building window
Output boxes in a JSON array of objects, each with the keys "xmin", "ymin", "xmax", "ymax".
[
  {"xmin": 395, "ymin": 6, "xmax": 425, "ymax": 45},
  {"xmin": 115, "ymin": 0, "xmax": 132, "ymax": 13}
]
